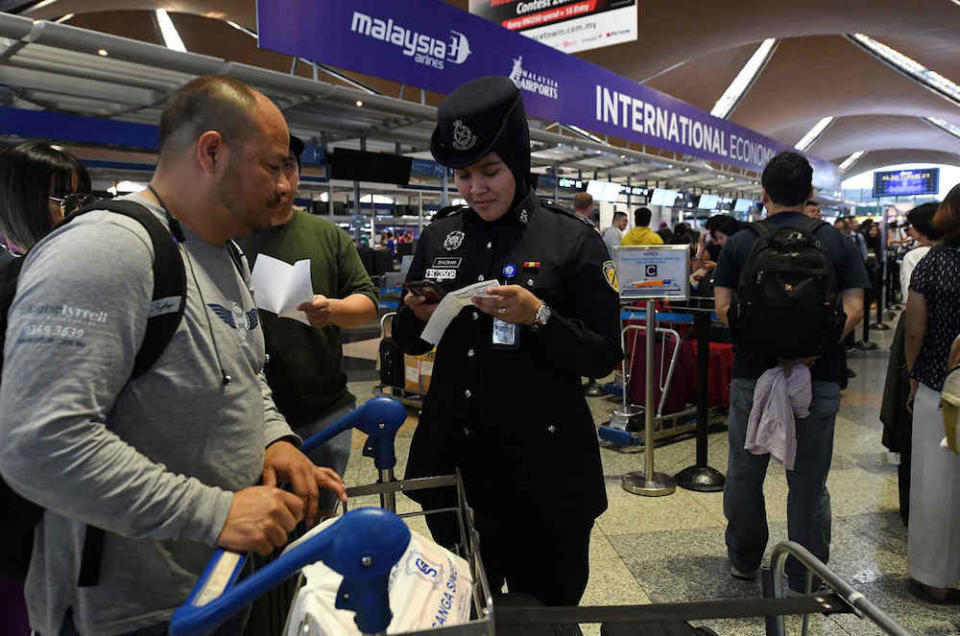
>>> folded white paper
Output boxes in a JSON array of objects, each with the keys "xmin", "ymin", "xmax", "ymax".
[
  {"xmin": 420, "ymin": 279, "xmax": 500, "ymax": 345},
  {"xmin": 250, "ymin": 254, "xmax": 315, "ymax": 325}
]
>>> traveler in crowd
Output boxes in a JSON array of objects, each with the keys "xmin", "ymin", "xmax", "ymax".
[
  {"xmin": 603, "ymin": 210, "xmax": 628, "ymax": 255},
  {"xmin": 621, "ymin": 206, "xmax": 664, "ymax": 246},
  {"xmin": 903, "ymin": 182, "xmax": 960, "ymax": 603},
  {"xmin": 704, "ymin": 214, "xmax": 741, "ymax": 249},
  {"xmin": 0, "ymin": 142, "xmax": 93, "ymax": 259},
  {"xmin": 573, "ymin": 192, "xmax": 598, "ymax": 230},
  {"xmin": 394, "ymin": 76, "xmax": 622, "ymax": 607},
  {"xmin": 237, "ymin": 135, "xmax": 379, "ymax": 514},
  {"xmin": 881, "ymin": 201, "xmax": 942, "ymax": 528},
  {"xmin": 0, "ymin": 76, "xmax": 346, "ymax": 635},
  {"xmin": 713, "ymin": 151, "xmax": 868, "ymax": 592},
  {"xmin": 900, "ymin": 202, "xmax": 940, "ymax": 301},
  {"xmin": 657, "ymin": 226, "xmax": 674, "ymax": 243},
  {"xmin": 803, "ymin": 199, "xmax": 822, "ymax": 220},
  {"xmin": 0, "ymin": 141, "xmax": 93, "ymax": 636}
]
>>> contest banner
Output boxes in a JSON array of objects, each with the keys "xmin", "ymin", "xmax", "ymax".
[
  {"xmin": 256, "ymin": 0, "xmax": 840, "ymax": 188},
  {"xmin": 468, "ymin": 0, "xmax": 638, "ymax": 54}
]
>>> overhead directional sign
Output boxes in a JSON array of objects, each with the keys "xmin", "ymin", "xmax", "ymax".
[{"xmin": 256, "ymin": 0, "xmax": 839, "ymax": 188}]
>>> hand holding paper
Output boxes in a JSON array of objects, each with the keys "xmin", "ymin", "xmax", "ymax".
[
  {"xmin": 420, "ymin": 279, "xmax": 500, "ymax": 345},
  {"xmin": 250, "ymin": 254, "xmax": 315, "ymax": 325}
]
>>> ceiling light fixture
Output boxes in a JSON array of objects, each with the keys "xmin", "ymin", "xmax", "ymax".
[
  {"xmin": 847, "ymin": 33, "xmax": 960, "ymax": 104},
  {"xmin": 31, "ymin": 0, "xmax": 59, "ymax": 10},
  {"xmin": 52, "ymin": 13, "xmax": 73, "ymax": 23},
  {"xmin": 794, "ymin": 116, "xmax": 834, "ymax": 152},
  {"xmin": 155, "ymin": 10, "xmax": 187, "ymax": 53},
  {"xmin": 711, "ymin": 38, "xmax": 778, "ymax": 119},
  {"xmin": 926, "ymin": 116, "xmax": 960, "ymax": 141},
  {"xmin": 97, "ymin": 48, "xmax": 109, "ymax": 57},
  {"xmin": 838, "ymin": 150, "xmax": 864, "ymax": 173}
]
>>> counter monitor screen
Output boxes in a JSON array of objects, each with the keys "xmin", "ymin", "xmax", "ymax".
[
  {"xmin": 733, "ymin": 198, "xmax": 753, "ymax": 213},
  {"xmin": 649, "ymin": 188, "xmax": 678, "ymax": 206},
  {"xmin": 697, "ymin": 194, "xmax": 720, "ymax": 210}
]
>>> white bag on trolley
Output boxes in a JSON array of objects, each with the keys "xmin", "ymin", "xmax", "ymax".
[{"xmin": 283, "ymin": 516, "xmax": 474, "ymax": 635}]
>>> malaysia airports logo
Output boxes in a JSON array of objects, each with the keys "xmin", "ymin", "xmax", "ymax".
[
  {"xmin": 350, "ymin": 11, "xmax": 471, "ymax": 69},
  {"xmin": 508, "ymin": 56, "xmax": 559, "ymax": 100}
]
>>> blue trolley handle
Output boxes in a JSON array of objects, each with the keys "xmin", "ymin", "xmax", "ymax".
[
  {"xmin": 301, "ymin": 396, "xmax": 407, "ymax": 471},
  {"xmin": 170, "ymin": 507, "xmax": 411, "ymax": 636}
]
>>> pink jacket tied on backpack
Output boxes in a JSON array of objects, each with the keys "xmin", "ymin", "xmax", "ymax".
[{"xmin": 745, "ymin": 365, "xmax": 813, "ymax": 470}]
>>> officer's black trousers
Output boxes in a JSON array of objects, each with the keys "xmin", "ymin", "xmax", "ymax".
[{"xmin": 474, "ymin": 514, "xmax": 594, "ymax": 606}]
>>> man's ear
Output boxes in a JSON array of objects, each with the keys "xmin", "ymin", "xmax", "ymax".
[{"xmin": 195, "ymin": 130, "xmax": 225, "ymax": 174}]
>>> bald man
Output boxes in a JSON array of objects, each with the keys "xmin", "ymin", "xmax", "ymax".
[{"xmin": 0, "ymin": 76, "xmax": 344, "ymax": 635}]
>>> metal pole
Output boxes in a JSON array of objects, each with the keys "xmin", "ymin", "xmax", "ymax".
[
  {"xmin": 441, "ymin": 167, "xmax": 449, "ymax": 207},
  {"xmin": 553, "ymin": 163, "xmax": 559, "ymax": 205},
  {"xmin": 378, "ymin": 469, "xmax": 397, "ymax": 512},
  {"xmin": 418, "ymin": 191, "xmax": 423, "ymax": 233},
  {"xmin": 676, "ymin": 310, "xmax": 725, "ymax": 491},
  {"xmin": 874, "ymin": 205, "xmax": 890, "ymax": 329},
  {"xmin": 622, "ymin": 300, "xmax": 677, "ymax": 496}
]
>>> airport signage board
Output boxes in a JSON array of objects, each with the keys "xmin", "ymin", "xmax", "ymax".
[
  {"xmin": 468, "ymin": 0, "xmax": 638, "ymax": 54},
  {"xmin": 257, "ymin": 0, "xmax": 839, "ymax": 188},
  {"xmin": 615, "ymin": 245, "xmax": 689, "ymax": 300},
  {"xmin": 872, "ymin": 168, "xmax": 939, "ymax": 198}
]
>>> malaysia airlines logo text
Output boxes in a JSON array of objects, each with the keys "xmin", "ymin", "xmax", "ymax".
[
  {"xmin": 509, "ymin": 56, "xmax": 558, "ymax": 100},
  {"xmin": 351, "ymin": 12, "xmax": 471, "ymax": 69}
]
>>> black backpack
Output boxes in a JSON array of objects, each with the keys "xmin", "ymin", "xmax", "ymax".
[
  {"xmin": 0, "ymin": 200, "xmax": 187, "ymax": 582},
  {"xmin": 730, "ymin": 216, "xmax": 845, "ymax": 359}
]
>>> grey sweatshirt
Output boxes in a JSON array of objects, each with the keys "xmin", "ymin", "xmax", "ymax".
[{"xmin": 0, "ymin": 194, "xmax": 295, "ymax": 634}]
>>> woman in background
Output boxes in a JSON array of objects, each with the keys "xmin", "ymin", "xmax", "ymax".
[{"xmin": 904, "ymin": 182, "xmax": 960, "ymax": 602}]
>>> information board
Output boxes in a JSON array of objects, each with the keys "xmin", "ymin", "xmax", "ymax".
[
  {"xmin": 872, "ymin": 168, "xmax": 940, "ymax": 197},
  {"xmin": 615, "ymin": 245, "xmax": 690, "ymax": 300},
  {"xmin": 469, "ymin": 0, "xmax": 638, "ymax": 54}
]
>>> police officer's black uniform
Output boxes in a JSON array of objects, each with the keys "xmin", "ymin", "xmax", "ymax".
[{"xmin": 394, "ymin": 76, "xmax": 622, "ymax": 606}]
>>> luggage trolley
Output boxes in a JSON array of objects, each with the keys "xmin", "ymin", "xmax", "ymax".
[{"xmin": 170, "ymin": 396, "xmax": 494, "ymax": 636}]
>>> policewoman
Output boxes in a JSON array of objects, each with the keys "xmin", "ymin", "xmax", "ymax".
[{"xmin": 394, "ymin": 76, "xmax": 622, "ymax": 605}]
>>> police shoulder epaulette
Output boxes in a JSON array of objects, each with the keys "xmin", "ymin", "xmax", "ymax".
[
  {"xmin": 434, "ymin": 204, "xmax": 467, "ymax": 219},
  {"xmin": 540, "ymin": 201, "xmax": 578, "ymax": 220}
]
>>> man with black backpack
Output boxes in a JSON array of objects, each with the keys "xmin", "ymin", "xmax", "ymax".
[
  {"xmin": 0, "ymin": 76, "xmax": 345, "ymax": 635},
  {"xmin": 713, "ymin": 151, "xmax": 868, "ymax": 593}
]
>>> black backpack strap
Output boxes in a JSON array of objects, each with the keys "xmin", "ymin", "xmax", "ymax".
[
  {"xmin": 68, "ymin": 200, "xmax": 187, "ymax": 588},
  {"xmin": 796, "ymin": 214, "xmax": 827, "ymax": 238}
]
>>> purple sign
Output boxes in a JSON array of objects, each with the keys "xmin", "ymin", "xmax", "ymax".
[{"xmin": 256, "ymin": 0, "xmax": 839, "ymax": 188}]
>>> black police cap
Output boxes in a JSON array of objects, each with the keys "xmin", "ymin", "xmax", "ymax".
[{"xmin": 431, "ymin": 76, "xmax": 525, "ymax": 169}]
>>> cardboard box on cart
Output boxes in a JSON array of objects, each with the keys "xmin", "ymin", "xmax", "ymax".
[{"xmin": 404, "ymin": 351, "xmax": 435, "ymax": 394}]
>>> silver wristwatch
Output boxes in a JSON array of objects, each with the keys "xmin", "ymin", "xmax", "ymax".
[{"xmin": 534, "ymin": 302, "xmax": 552, "ymax": 326}]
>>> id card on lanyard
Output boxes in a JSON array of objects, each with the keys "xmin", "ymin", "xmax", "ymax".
[{"xmin": 491, "ymin": 264, "xmax": 520, "ymax": 350}]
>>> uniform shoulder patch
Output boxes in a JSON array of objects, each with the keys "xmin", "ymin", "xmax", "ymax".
[
  {"xmin": 434, "ymin": 204, "xmax": 467, "ymax": 219},
  {"xmin": 602, "ymin": 260, "xmax": 620, "ymax": 293}
]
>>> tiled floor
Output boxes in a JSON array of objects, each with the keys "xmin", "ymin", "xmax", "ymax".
[{"xmin": 341, "ymin": 321, "xmax": 960, "ymax": 634}]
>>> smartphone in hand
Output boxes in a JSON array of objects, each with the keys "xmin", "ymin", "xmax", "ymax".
[{"xmin": 405, "ymin": 280, "xmax": 446, "ymax": 304}]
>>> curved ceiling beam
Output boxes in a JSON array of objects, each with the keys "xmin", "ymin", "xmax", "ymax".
[
  {"xmin": 808, "ymin": 115, "xmax": 960, "ymax": 161},
  {"xmin": 839, "ymin": 149, "xmax": 960, "ymax": 177}
]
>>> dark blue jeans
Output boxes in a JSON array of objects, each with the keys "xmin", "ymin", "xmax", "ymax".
[{"xmin": 723, "ymin": 378, "xmax": 841, "ymax": 589}]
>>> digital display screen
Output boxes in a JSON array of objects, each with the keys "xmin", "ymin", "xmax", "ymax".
[
  {"xmin": 697, "ymin": 194, "xmax": 720, "ymax": 210},
  {"xmin": 873, "ymin": 168, "xmax": 939, "ymax": 197},
  {"xmin": 733, "ymin": 198, "xmax": 754, "ymax": 212},
  {"xmin": 650, "ymin": 189, "xmax": 678, "ymax": 206},
  {"xmin": 586, "ymin": 180, "xmax": 621, "ymax": 202}
]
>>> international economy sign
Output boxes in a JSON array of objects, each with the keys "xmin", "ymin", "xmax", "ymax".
[{"xmin": 256, "ymin": 0, "xmax": 839, "ymax": 188}]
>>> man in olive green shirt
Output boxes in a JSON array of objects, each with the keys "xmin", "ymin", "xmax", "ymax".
[{"xmin": 239, "ymin": 136, "xmax": 379, "ymax": 510}]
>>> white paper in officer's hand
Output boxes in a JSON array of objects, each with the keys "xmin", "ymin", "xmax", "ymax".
[
  {"xmin": 420, "ymin": 279, "xmax": 500, "ymax": 345},
  {"xmin": 250, "ymin": 254, "xmax": 314, "ymax": 325}
]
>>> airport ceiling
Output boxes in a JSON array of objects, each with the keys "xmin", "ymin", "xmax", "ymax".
[{"xmin": 6, "ymin": 0, "xmax": 960, "ymax": 181}]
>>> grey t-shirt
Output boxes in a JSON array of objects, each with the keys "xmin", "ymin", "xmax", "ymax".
[
  {"xmin": 602, "ymin": 225, "xmax": 622, "ymax": 256},
  {"xmin": 0, "ymin": 194, "xmax": 293, "ymax": 634}
]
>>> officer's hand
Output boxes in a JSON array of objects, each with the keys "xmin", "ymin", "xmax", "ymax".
[
  {"xmin": 217, "ymin": 486, "xmax": 304, "ymax": 556},
  {"xmin": 471, "ymin": 285, "xmax": 541, "ymax": 325},
  {"xmin": 404, "ymin": 292, "xmax": 438, "ymax": 322},
  {"xmin": 263, "ymin": 440, "xmax": 347, "ymax": 528},
  {"xmin": 297, "ymin": 295, "xmax": 334, "ymax": 327}
]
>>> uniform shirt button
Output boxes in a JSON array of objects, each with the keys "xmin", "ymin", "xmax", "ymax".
[
  {"xmin": 463, "ymin": 427, "xmax": 470, "ymax": 437},
  {"xmin": 486, "ymin": 241, "xmax": 492, "ymax": 249},
  {"xmin": 467, "ymin": 348, "xmax": 475, "ymax": 358},
  {"xmin": 527, "ymin": 279, "xmax": 534, "ymax": 286},
  {"xmin": 472, "ymin": 311, "xmax": 479, "ymax": 320},
  {"xmin": 477, "ymin": 274, "xmax": 484, "ymax": 281},
  {"xmin": 464, "ymin": 388, "xmax": 472, "ymax": 398},
  {"xmin": 547, "ymin": 424, "xmax": 557, "ymax": 434}
]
